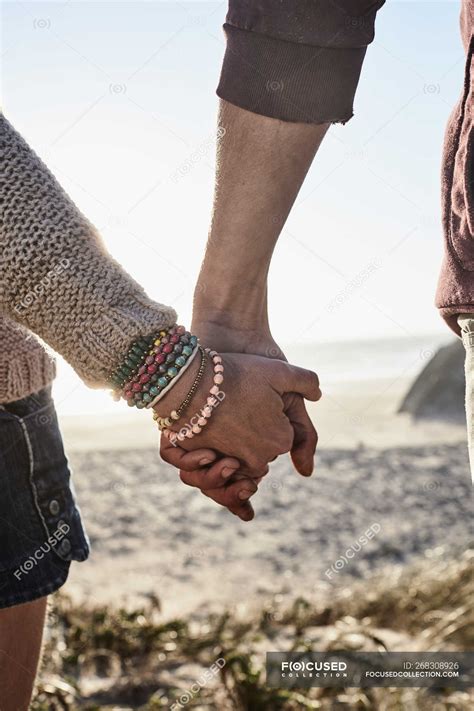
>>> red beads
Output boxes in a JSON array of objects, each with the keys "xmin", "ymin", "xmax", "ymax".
[{"xmin": 110, "ymin": 325, "xmax": 199, "ymax": 409}]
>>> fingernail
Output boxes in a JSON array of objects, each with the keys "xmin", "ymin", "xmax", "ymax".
[
  {"xmin": 222, "ymin": 467, "xmax": 237, "ymax": 479},
  {"xmin": 238, "ymin": 489, "xmax": 253, "ymax": 500},
  {"xmin": 240, "ymin": 507, "xmax": 254, "ymax": 521},
  {"xmin": 199, "ymin": 457, "xmax": 214, "ymax": 466}
]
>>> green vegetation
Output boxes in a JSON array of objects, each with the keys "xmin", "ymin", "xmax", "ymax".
[{"xmin": 33, "ymin": 551, "xmax": 473, "ymax": 710}]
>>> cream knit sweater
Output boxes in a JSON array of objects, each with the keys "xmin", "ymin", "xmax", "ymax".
[{"xmin": 0, "ymin": 114, "xmax": 177, "ymax": 403}]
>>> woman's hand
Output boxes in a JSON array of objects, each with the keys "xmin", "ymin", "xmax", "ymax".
[
  {"xmin": 157, "ymin": 350, "xmax": 320, "ymax": 518},
  {"xmin": 157, "ymin": 352, "xmax": 320, "ymax": 469},
  {"xmin": 160, "ymin": 437, "xmax": 265, "ymax": 521}
]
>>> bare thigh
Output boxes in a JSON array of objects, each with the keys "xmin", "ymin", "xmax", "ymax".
[{"xmin": 0, "ymin": 596, "xmax": 47, "ymax": 711}]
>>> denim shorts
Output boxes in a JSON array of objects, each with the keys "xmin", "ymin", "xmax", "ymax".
[{"xmin": 0, "ymin": 386, "xmax": 89, "ymax": 609}]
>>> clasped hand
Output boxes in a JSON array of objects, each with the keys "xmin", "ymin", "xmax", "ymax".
[{"xmin": 158, "ymin": 351, "xmax": 321, "ymax": 521}]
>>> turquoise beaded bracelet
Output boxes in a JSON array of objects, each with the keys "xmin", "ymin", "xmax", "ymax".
[{"xmin": 109, "ymin": 325, "xmax": 199, "ymax": 409}]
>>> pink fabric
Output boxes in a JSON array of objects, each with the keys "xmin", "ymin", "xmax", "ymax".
[{"xmin": 435, "ymin": 0, "xmax": 474, "ymax": 334}]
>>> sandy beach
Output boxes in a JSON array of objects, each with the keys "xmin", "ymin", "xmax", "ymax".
[{"xmin": 59, "ymin": 375, "xmax": 472, "ymax": 618}]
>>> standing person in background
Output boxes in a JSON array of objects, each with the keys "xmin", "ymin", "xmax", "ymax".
[{"xmin": 437, "ymin": 1, "xmax": 474, "ymax": 479}]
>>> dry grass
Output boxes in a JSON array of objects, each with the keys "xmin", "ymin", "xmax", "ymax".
[{"xmin": 33, "ymin": 550, "xmax": 473, "ymax": 710}]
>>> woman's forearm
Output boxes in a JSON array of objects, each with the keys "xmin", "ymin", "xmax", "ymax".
[{"xmin": 0, "ymin": 114, "xmax": 176, "ymax": 388}]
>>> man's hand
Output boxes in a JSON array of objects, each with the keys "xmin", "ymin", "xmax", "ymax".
[
  {"xmin": 163, "ymin": 103, "xmax": 328, "ymax": 518},
  {"xmin": 190, "ymin": 315, "xmax": 319, "ymax": 477},
  {"xmin": 157, "ymin": 350, "xmax": 320, "ymax": 519}
]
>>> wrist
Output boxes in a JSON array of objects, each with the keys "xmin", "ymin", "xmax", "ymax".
[
  {"xmin": 154, "ymin": 348, "xmax": 226, "ymax": 445},
  {"xmin": 190, "ymin": 314, "xmax": 280, "ymax": 360},
  {"xmin": 194, "ymin": 250, "xmax": 269, "ymax": 325},
  {"xmin": 193, "ymin": 279, "xmax": 269, "ymax": 334}
]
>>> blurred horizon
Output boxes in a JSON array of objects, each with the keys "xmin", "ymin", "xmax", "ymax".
[
  {"xmin": 1, "ymin": 0, "xmax": 465, "ymax": 414},
  {"xmin": 53, "ymin": 331, "xmax": 453, "ymax": 416}
]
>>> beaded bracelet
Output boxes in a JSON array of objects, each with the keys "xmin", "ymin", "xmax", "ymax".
[
  {"xmin": 109, "ymin": 324, "xmax": 184, "ymax": 391},
  {"xmin": 124, "ymin": 331, "xmax": 195, "ymax": 390},
  {"xmin": 108, "ymin": 332, "xmax": 159, "ymax": 391},
  {"xmin": 153, "ymin": 346, "xmax": 208, "ymax": 429},
  {"xmin": 125, "ymin": 338, "xmax": 198, "ymax": 408},
  {"xmin": 109, "ymin": 325, "xmax": 199, "ymax": 409},
  {"xmin": 160, "ymin": 349, "xmax": 224, "ymax": 444},
  {"xmin": 146, "ymin": 344, "xmax": 200, "ymax": 409}
]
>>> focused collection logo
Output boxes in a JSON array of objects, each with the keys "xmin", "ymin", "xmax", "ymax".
[
  {"xmin": 281, "ymin": 660, "xmax": 348, "ymax": 679},
  {"xmin": 267, "ymin": 652, "xmax": 474, "ymax": 689}
]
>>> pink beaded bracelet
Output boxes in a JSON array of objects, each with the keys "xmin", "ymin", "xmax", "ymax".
[{"xmin": 160, "ymin": 349, "xmax": 224, "ymax": 444}]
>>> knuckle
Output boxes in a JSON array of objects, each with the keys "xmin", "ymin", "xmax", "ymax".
[
  {"xmin": 181, "ymin": 455, "xmax": 202, "ymax": 472},
  {"xmin": 179, "ymin": 471, "xmax": 191, "ymax": 486},
  {"xmin": 309, "ymin": 428, "xmax": 318, "ymax": 448},
  {"xmin": 206, "ymin": 474, "xmax": 222, "ymax": 490},
  {"xmin": 247, "ymin": 457, "xmax": 268, "ymax": 474},
  {"xmin": 160, "ymin": 448, "xmax": 173, "ymax": 464},
  {"xmin": 277, "ymin": 429, "xmax": 294, "ymax": 454},
  {"xmin": 202, "ymin": 488, "xmax": 221, "ymax": 503},
  {"xmin": 308, "ymin": 369, "xmax": 320, "ymax": 390}
]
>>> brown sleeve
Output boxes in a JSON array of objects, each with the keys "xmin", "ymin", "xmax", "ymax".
[{"xmin": 217, "ymin": 0, "xmax": 385, "ymax": 124}]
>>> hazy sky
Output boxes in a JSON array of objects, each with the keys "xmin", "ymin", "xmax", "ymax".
[{"xmin": 1, "ymin": 1, "xmax": 465, "ymax": 412}]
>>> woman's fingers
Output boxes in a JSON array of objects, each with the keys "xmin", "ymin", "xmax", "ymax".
[
  {"xmin": 180, "ymin": 469, "xmax": 258, "ymax": 519},
  {"xmin": 179, "ymin": 459, "xmax": 242, "ymax": 490},
  {"xmin": 160, "ymin": 434, "xmax": 238, "ymax": 472},
  {"xmin": 201, "ymin": 479, "xmax": 258, "ymax": 521},
  {"xmin": 161, "ymin": 432, "xmax": 262, "ymax": 520}
]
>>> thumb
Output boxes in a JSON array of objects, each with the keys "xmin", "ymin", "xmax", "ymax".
[
  {"xmin": 275, "ymin": 362, "xmax": 322, "ymax": 401},
  {"xmin": 283, "ymin": 394, "xmax": 318, "ymax": 476}
]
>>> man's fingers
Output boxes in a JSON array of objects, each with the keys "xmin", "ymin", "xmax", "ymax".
[
  {"xmin": 160, "ymin": 435, "xmax": 222, "ymax": 471},
  {"xmin": 278, "ymin": 362, "xmax": 322, "ymax": 402},
  {"xmin": 284, "ymin": 394, "xmax": 318, "ymax": 476}
]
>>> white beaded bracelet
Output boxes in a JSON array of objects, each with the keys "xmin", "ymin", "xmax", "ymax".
[{"xmin": 161, "ymin": 349, "xmax": 224, "ymax": 444}]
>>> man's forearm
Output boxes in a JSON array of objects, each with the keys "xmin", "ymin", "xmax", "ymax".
[
  {"xmin": 193, "ymin": 100, "xmax": 328, "ymax": 331},
  {"xmin": 194, "ymin": 0, "xmax": 385, "ymax": 331}
]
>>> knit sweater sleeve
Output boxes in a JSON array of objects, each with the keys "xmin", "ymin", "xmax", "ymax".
[
  {"xmin": 217, "ymin": 0, "xmax": 385, "ymax": 124},
  {"xmin": 0, "ymin": 114, "xmax": 177, "ymax": 388}
]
